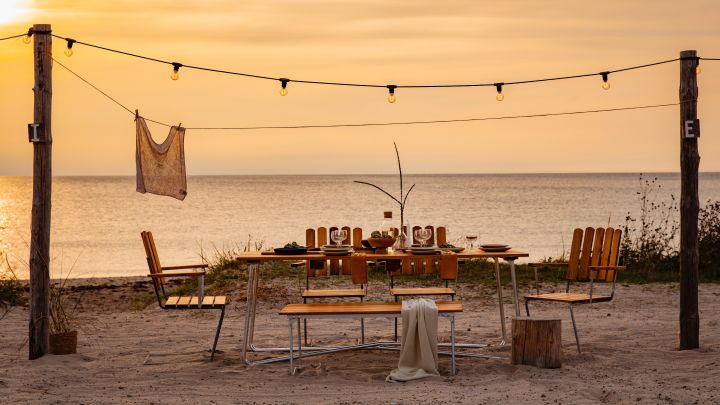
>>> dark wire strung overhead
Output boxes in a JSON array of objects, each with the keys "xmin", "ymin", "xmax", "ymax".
[
  {"xmin": 5, "ymin": 28, "xmax": 711, "ymax": 103},
  {"xmin": 52, "ymin": 57, "xmax": 686, "ymax": 131}
]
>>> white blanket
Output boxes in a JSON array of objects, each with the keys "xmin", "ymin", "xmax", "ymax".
[{"xmin": 386, "ymin": 299, "xmax": 440, "ymax": 382}]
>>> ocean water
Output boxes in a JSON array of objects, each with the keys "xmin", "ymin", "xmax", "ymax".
[{"xmin": 1, "ymin": 173, "xmax": 719, "ymax": 279}]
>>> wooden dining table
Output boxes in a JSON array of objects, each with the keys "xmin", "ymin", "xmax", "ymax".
[{"xmin": 236, "ymin": 248, "xmax": 529, "ymax": 365}]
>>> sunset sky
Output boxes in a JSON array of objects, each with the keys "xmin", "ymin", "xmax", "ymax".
[{"xmin": 0, "ymin": 0, "xmax": 719, "ymax": 175}]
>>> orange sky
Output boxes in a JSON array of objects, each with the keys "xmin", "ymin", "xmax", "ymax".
[{"xmin": 0, "ymin": 0, "xmax": 719, "ymax": 175}]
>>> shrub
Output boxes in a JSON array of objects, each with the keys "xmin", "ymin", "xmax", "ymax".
[
  {"xmin": 0, "ymin": 252, "xmax": 26, "ymax": 320},
  {"xmin": 620, "ymin": 175, "xmax": 679, "ymax": 277},
  {"xmin": 699, "ymin": 200, "xmax": 720, "ymax": 280},
  {"xmin": 620, "ymin": 174, "xmax": 720, "ymax": 281}
]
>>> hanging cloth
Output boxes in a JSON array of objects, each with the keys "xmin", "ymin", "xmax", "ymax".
[
  {"xmin": 386, "ymin": 298, "xmax": 440, "ymax": 382},
  {"xmin": 135, "ymin": 116, "xmax": 187, "ymax": 200}
]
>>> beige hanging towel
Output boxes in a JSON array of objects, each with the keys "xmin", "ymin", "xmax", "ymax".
[
  {"xmin": 135, "ymin": 116, "xmax": 187, "ymax": 200},
  {"xmin": 386, "ymin": 298, "xmax": 440, "ymax": 382}
]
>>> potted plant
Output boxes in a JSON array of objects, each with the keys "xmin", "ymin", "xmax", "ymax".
[{"xmin": 49, "ymin": 275, "xmax": 79, "ymax": 355}]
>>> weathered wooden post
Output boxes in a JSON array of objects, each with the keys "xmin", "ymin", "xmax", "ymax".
[
  {"xmin": 28, "ymin": 23, "xmax": 52, "ymax": 360},
  {"xmin": 679, "ymin": 50, "xmax": 700, "ymax": 350}
]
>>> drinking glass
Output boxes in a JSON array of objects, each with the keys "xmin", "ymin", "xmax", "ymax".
[
  {"xmin": 465, "ymin": 232, "xmax": 479, "ymax": 250},
  {"xmin": 331, "ymin": 229, "xmax": 347, "ymax": 247},
  {"xmin": 414, "ymin": 228, "xmax": 432, "ymax": 247}
]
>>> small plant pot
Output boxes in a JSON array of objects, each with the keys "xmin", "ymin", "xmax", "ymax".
[
  {"xmin": 50, "ymin": 331, "xmax": 77, "ymax": 355},
  {"xmin": 367, "ymin": 237, "xmax": 397, "ymax": 254}
]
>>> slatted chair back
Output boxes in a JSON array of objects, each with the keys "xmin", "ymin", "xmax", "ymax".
[
  {"xmin": 565, "ymin": 227, "xmax": 622, "ymax": 282},
  {"xmin": 141, "ymin": 231, "xmax": 166, "ymax": 301},
  {"xmin": 391, "ymin": 225, "xmax": 447, "ymax": 276},
  {"xmin": 305, "ymin": 226, "xmax": 362, "ymax": 277}
]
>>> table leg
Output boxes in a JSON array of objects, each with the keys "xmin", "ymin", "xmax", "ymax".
[
  {"xmin": 241, "ymin": 263, "xmax": 259, "ymax": 364},
  {"xmin": 507, "ymin": 258, "xmax": 521, "ymax": 317},
  {"xmin": 493, "ymin": 258, "xmax": 507, "ymax": 345}
]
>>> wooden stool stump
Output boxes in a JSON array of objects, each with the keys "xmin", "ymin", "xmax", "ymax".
[{"xmin": 511, "ymin": 316, "xmax": 561, "ymax": 368}]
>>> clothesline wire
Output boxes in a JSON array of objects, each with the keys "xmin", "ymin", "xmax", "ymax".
[{"xmin": 52, "ymin": 56, "xmax": 685, "ymax": 131}]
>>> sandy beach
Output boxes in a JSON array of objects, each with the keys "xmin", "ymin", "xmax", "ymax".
[{"xmin": 1, "ymin": 277, "xmax": 719, "ymax": 404}]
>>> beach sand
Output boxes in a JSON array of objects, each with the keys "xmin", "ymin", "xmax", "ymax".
[{"xmin": 1, "ymin": 278, "xmax": 719, "ymax": 404}]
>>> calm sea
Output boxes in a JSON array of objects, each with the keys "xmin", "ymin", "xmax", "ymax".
[{"xmin": 1, "ymin": 173, "xmax": 719, "ymax": 279}]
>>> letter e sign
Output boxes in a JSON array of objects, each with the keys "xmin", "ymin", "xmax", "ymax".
[{"xmin": 684, "ymin": 119, "xmax": 700, "ymax": 139}]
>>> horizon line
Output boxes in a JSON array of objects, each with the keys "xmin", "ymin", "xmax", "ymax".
[{"xmin": 2, "ymin": 171, "xmax": 720, "ymax": 177}]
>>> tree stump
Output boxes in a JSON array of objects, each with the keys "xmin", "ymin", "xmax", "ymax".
[{"xmin": 512, "ymin": 316, "xmax": 561, "ymax": 368}]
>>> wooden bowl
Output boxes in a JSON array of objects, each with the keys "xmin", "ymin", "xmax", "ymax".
[{"xmin": 367, "ymin": 237, "xmax": 396, "ymax": 253}]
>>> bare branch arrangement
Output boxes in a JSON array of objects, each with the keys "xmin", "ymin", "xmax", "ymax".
[{"xmin": 354, "ymin": 142, "xmax": 415, "ymax": 243}]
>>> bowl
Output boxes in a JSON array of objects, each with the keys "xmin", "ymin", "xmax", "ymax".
[{"xmin": 367, "ymin": 237, "xmax": 397, "ymax": 249}]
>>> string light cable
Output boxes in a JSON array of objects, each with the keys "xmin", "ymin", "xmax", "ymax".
[
  {"xmin": 40, "ymin": 32, "xmax": 710, "ymax": 95},
  {"xmin": 52, "ymin": 57, "xmax": 690, "ymax": 131},
  {"xmin": 2, "ymin": 30, "xmax": 716, "ymax": 99}
]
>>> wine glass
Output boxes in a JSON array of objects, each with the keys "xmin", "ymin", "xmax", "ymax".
[
  {"xmin": 331, "ymin": 229, "xmax": 347, "ymax": 247},
  {"xmin": 465, "ymin": 232, "xmax": 479, "ymax": 250},
  {"xmin": 414, "ymin": 228, "xmax": 432, "ymax": 247}
]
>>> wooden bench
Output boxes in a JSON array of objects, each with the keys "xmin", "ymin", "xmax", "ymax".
[{"xmin": 278, "ymin": 300, "xmax": 463, "ymax": 375}]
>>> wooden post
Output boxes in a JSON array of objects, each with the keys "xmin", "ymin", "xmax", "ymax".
[
  {"xmin": 511, "ymin": 316, "xmax": 561, "ymax": 368},
  {"xmin": 28, "ymin": 23, "xmax": 53, "ymax": 360},
  {"xmin": 679, "ymin": 50, "xmax": 700, "ymax": 350}
]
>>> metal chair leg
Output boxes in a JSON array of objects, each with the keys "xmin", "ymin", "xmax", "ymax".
[
  {"xmin": 450, "ymin": 315, "xmax": 456, "ymax": 376},
  {"xmin": 303, "ymin": 297, "xmax": 309, "ymax": 346},
  {"xmin": 211, "ymin": 306, "xmax": 225, "ymax": 361},
  {"xmin": 288, "ymin": 317, "xmax": 294, "ymax": 374},
  {"xmin": 360, "ymin": 296, "xmax": 365, "ymax": 344},
  {"xmin": 569, "ymin": 304, "xmax": 581, "ymax": 353}
]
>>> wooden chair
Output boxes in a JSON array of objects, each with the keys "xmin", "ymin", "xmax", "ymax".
[
  {"xmin": 525, "ymin": 227, "xmax": 624, "ymax": 353},
  {"xmin": 388, "ymin": 226, "xmax": 456, "ymax": 299},
  {"xmin": 141, "ymin": 231, "xmax": 227, "ymax": 361},
  {"xmin": 301, "ymin": 227, "xmax": 367, "ymax": 344}
]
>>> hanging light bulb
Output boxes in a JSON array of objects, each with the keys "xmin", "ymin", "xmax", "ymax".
[
  {"xmin": 601, "ymin": 72, "xmax": 610, "ymax": 90},
  {"xmin": 64, "ymin": 38, "xmax": 76, "ymax": 57},
  {"xmin": 280, "ymin": 78, "xmax": 289, "ymax": 96},
  {"xmin": 494, "ymin": 83, "xmax": 504, "ymax": 101},
  {"xmin": 387, "ymin": 85, "xmax": 397, "ymax": 103},
  {"xmin": 22, "ymin": 28, "xmax": 33, "ymax": 44},
  {"xmin": 696, "ymin": 59, "xmax": 701, "ymax": 75},
  {"xmin": 170, "ymin": 62, "xmax": 182, "ymax": 80}
]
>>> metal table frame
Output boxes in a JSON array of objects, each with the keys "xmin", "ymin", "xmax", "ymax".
[
  {"xmin": 238, "ymin": 250, "xmax": 528, "ymax": 365},
  {"xmin": 285, "ymin": 312, "xmax": 457, "ymax": 375}
]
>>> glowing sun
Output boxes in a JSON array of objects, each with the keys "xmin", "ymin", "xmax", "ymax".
[{"xmin": 0, "ymin": 0, "xmax": 31, "ymax": 25}]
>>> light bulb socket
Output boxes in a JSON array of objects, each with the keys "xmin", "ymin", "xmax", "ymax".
[
  {"xmin": 66, "ymin": 38, "xmax": 76, "ymax": 50},
  {"xmin": 494, "ymin": 83, "xmax": 504, "ymax": 94},
  {"xmin": 600, "ymin": 71, "xmax": 609, "ymax": 83},
  {"xmin": 280, "ymin": 78, "xmax": 289, "ymax": 89},
  {"xmin": 26, "ymin": 28, "xmax": 34, "ymax": 38},
  {"xmin": 171, "ymin": 62, "xmax": 183, "ymax": 73},
  {"xmin": 387, "ymin": 84, "xmax": 397, "ymax": 95}
]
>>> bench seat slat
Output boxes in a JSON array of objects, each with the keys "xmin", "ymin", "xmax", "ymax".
[
  {"xmin": 279, "ymin": 301, "xmax": 462, "ymax": 316},
  {"xmin": 390, "ymin": 287, "xmax": 455, "ymax": 296},
  {"xmin": 165, "ymin": 295, "xmax": 227, "ymax": 308},
  {"xmin": 302, "ymin": 289, "xmax": 366, "ymax": 298},
  {"xmin": 525, "ymin": 292, "xmax": 612, "ymax": 303}
]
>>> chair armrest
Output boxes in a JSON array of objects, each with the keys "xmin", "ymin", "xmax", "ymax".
[
  {"xmin": 588, "ymin": 266, "xmax": 626, "ymax": 271},
  {"xmin": 162, "ymin": 264, "xmax": 209, "ymax": 270},
  {"xmin": 528, "ymin": 262, "xmax": 569, "ymax": 268},
  {"xmin": 148, "ymin": 272, "xmax": 205, "ymax": 278}
]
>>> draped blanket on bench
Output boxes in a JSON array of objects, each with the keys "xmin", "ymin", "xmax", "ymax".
[{"xmin": 387, "ymin": 298, "xmax": 440, "ymax": 382}]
